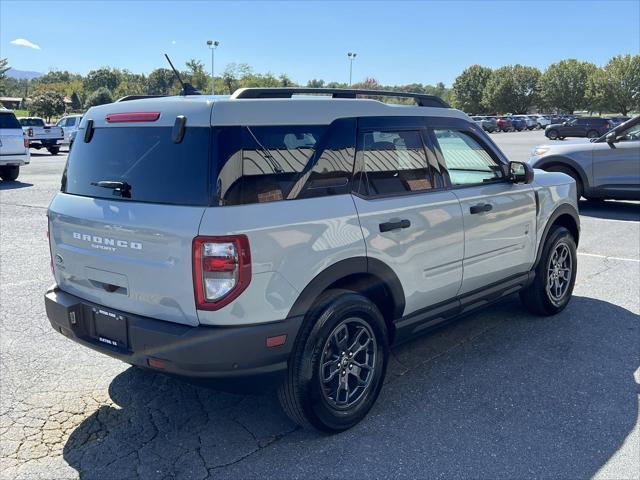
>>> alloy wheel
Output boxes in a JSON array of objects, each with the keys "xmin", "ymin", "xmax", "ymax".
[{"xmin": 546, "ymin": 242, "xmax": 573, "ymax": 305}]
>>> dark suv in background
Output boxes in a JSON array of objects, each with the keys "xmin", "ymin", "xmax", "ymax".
[{"xmin": 545, "ymin": 117, "xmax": 613, "ymax": 140}]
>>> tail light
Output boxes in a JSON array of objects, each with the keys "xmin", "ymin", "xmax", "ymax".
[
  {"xmin": 46, "ymin": 214, "xmax": 54, "ymax": 277},
  {"xmin": 193, "ymin": 235, "xmax": 251, "ymax": 310},
  {"xmin": 28, "ymin": 127, "xmax": 33, "ymax": 137},
  {"xmin": 24, "ymin": 135, "xmax": 29, "ymax": 148}
]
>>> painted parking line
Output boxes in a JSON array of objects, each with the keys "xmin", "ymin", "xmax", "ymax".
[{"xmin": 578, "ymin": 252, "xmax": 640, "ymax": 263}]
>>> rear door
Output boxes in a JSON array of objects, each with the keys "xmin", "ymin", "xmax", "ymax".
[
  {"xmin": 352, "ymin": 117, "xmax": 464, "ymax": 316},
  {"xmin": 49, "ymin": 111, "xmax": 212, "ymax": 326},
  {"xmin": 429, "ymin": 125, "xmax": 536, "ymax": 294},
  {"xmin": 0, "ymin": 111, "xmax": 26, "ymax": 155}
]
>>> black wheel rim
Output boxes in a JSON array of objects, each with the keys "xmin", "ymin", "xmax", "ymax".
[
  {"xmin": 320, "ymin": 317, "xmax": 377, "ymax": 409},
  {"xmin": 546, "ymin": 242, "xmax": 572, "ymax": 305}
]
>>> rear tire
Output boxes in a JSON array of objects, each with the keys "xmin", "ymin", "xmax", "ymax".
[
  {"xmin": 48, "ymin": 147, "xmax": 60, "ymax": 155},
  {"xmin": 278, "ymin": 290, "xmax": 389, "ymax": 432},
  {"xmin": 520, "ymin": 226, "xmax": 577, "ymax": 316},
  {"xmin": 0, "ymin": 165, "xmax": 19, "ymax": 181},
  {"xmin": 547, "ymin": 129, "xmax": 559, "ymax": 140},
  {"xmin": 587, "ymin": 130, "xmax": 599, "ymax": 139}
]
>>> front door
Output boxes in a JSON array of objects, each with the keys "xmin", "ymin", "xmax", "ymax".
[
  {"xmin": 592, "ymin": 121, "xmax": 640, "ymax": 198},
  {"xmin": 352, "ymin": 118, "xmax": 464, "ymax": 316},
  {"xmin": 429, "ymin": 127, "xmax": 537, "ymax": 294}
]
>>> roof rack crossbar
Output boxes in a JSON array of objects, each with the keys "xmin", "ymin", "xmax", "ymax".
[{"xmin": 230, "ymin": 88, "xmax": 450, "ymax": 108}]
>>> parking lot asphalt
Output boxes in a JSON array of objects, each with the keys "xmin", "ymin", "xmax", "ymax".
[{"xmin": 1, "ymin": 130, "xmax": 639, "ymax": 480}]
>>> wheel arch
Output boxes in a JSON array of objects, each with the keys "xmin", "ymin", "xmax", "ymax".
[
  {"xmin": 534, "ymin": 203, "xmax": 580, "ymax": 269},
  {"xmin": 286, "ymin": 257, "xmax": 405, "ymax": 343},
  {"xmin": 536, "ymin": 156, "xmax": 591, "ymax": 190}
]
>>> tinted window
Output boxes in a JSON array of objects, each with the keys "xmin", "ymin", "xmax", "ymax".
[
  {"xmin": 67, "ymin": 117, "xmax": 77, "ymax": 126},
  {"xmin": 358, "ymin": 130, "xmax": 432, "ymax": 196},
  {"xmin": 0, "ymin": 112, "xmax": 21, "ymax": 129},
  {"xmin": 19, "ymin": 118, "xmax": 45, "ymax": 127},
  {"xmin": 215, "ymin": 119, "xmax": 356, "ymax": 205},
  {"xmin": 432, "ymin": 129, "xmax": 504, "ymax": 186},
  {"xmin": 62, "ymin": 127, "xmax": 210, "ymax": 205}
]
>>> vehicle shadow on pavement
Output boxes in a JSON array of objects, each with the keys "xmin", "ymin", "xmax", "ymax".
[
  {"xmin": 62, "ymin": 296, "xmax": 639, "ymax": 479},
  {"xmin": 579, "ymin": 200, "xmax": 640, "ymax": 222},
  {"xmin": 0, "ymin": 180, "xmax": 34, "ymax": 190}
]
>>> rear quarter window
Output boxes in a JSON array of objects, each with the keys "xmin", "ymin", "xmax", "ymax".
[
  {"xmin": 19, "ymin": 118, "xmax": 45, "ymax": 127},
  {"xmin": 0, "ymin": 112, "xmax": 21, "ymax": 129},
  {"xmin": 62, "ymin": 126, "xmax": 210, "ymax": 206}
]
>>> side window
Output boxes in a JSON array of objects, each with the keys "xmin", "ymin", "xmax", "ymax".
[
  {"xmin": 618, "ymin": 123, "xmax": 640, "ymax": 142},
  {"xmin": 214, "ymin": 120, "xmax": 356, "ymax": 206},
  {"xmin": 67, "ymin": 117, "xmax": 77, "ymax": 127},
  {"xmin": 358, "ymin": 130, "xmax": 432, "ymax": 196},
  {"xmin": 432, "ymin": 129, "xmax": 504, "ymax": 186},
  {"xmin": 56, "ymin": 118, "xmax": 66, "ymax": 127}
]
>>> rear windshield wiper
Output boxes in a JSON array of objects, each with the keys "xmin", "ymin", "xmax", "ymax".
[{"xmin": 91, "ymin": 180, "xmax": 132, "ymax": 198}]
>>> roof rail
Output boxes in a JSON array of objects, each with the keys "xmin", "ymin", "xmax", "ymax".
[
  {"xmin": 230, "ymin": 88, "xmax": 450, "ymax": 108},
  {"xmin": 116, "ymin": 94, "xmax": 168, "ymax": 102}
]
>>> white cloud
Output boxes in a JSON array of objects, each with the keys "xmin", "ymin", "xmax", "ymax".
[
  {"xmin": 10, "ymin": 38, "xmax": 41, "ymax": 50},
  {"xmin": 171, "ymin": 40, "xmax": 176, "ymax": 45}
]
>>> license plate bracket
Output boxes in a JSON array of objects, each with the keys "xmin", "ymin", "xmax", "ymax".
[{"xmin": 92, "ymin": 308, "xmax": 128, "ymax": 350}]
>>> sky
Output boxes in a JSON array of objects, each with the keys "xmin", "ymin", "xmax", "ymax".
[{"xmin": 1, "ymin": 0, "xmax": 639, "ymax": 86}]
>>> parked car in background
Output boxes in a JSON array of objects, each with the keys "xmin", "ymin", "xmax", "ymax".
[
  {"xmin": 56, "ymin": 114, "xmax": 83, "ymax": 145},
  {"xmin": 471, "ymin": 116, "xmax": 497, "ymax": 133},
  {"xmin": 545, "ymin": 117, "xmax": 613, "ymax": 140},
  {"xmin": 0, "ymin": 109, "xmax": 30, "ymax": 181},
  {"xmin": 531, "ymin": 115, "xmax": 640, "ymax": 200},
  {"xmin": 496, "ymin": 116, "xmax": 513, "ymax": 132},
  {"xmin": 18, "ymin": 117, "xmax": 64, "ymax": 155},
  {"xmin": 515, "ymin": 115, "xmax": 538, "ymax": 130},
  {"xmin": 609, "ymin": 116, "xmax": 631, "ymax": 127},
  {"xmin": 508, "ymin": 116, "xmax": 527, "ymax": 132},
  {"xmin": 535, "ymin": 115, "xmax": 552, "ymax": 129}
]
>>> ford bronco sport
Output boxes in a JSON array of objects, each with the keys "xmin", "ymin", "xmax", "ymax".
[{"xmin": 45, "ymin": 87, "xmax": 580, "ymax": 432}]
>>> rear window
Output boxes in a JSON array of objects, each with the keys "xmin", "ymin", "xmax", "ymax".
[
  {"xmin": 0, "ymin": 112, "xmax": 21, "ymax": 129},
  {"xmin": 19, "ymin": 118, "xmax": 45, "ymax": 127},
  {"xmin": 62, "ymin": 127, "xmax": 210, "ymax": 205}
]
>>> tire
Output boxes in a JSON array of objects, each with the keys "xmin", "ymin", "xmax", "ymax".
[
  {"xmin": 546, "ymin": 165, "xmax": 583, "ymax": 200},
  {"xmin": 278, "ymin": 289, "xmax": 389, "ymax": 432},
  {"xmin": 547, "ymin": 129, "xmax": 559, "ymax": 140},
  {"xmin": 0, "ymin": 165, "xmax": 20, "ymax": 181},
  {"xmin": 586, "ymin": 130, "xmax": 599, "ymax": 139},
  {"xmin": 48, "ymin": 147, "xmax": 60, "ymax": 155},
  {"xmin": 520, "ymin": 226, "xmax": 577, "ymax": 316}
]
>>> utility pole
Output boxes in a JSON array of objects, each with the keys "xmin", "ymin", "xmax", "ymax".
[
  {"xmin": 206, "ymin": 40, "xmax": 220, "ymax": 95},
  {"xmin": 347, "ymin": 52, "xmax": 357, "ymax": 86}
]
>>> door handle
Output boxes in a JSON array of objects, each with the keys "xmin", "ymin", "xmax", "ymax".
[
  {"xmin": 379, "ymin": 219, "xmax": 411, "ymax": 233},
  {"xmin": 470, "ymin": 203, "xmax": 493, "ymax": 214}
]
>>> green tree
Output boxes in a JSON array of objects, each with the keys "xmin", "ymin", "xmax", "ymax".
[
  {"xmin": 84, "ymin": 68, "xmax": 121, "ymax": 93},
  {"xmin": 482, "ymin": 64, "xmax": 540, "ymax": 114},
  {"xmin": 84, "ymin": 87, "xmax": 113, "ymax": 108},
  {"xmin": 279, "ymin": 74, "xmax": 295, "ymax": 87},
  {"xmin": 183, "ymin": 59, "xmax": 209, "ymax": 92},
  {"xmin": 602, "ymin": 54, "xmax": 640, "ymax": 115},
  {"xmin": 70, "ymin": 91, "xmax": 83, "ymax": 111},
  {"xmin": 585, "ymin": 68, "xmax": 612, "ymax": 114},
  {"xmin": 29, "ymin": 90, "xmax": 66, "ymax": 121},
  {"xmin": 147, "ymin": 68, "xmax": 176, "ymax": 95},
  {"xmin": 539, "ymin": 59, "xmax": 596, "ymax": 113},
  {"xmin": 452, "ymin": 65, "xmax": 493, "ymax": 113},
  {"xmin": 0, "ymin": 58, "xmax": 10, "ymax": 95},
  {"xmin": 307, "ymin": 79, "xmax": 325, "ymax": 88},
  {"xmin": 36, "ymin": 70, "xmax": 81, "ymax": 85},
  {"xmin": 222, "ymin": 63, "xmax": 252, "ymax": 94}
]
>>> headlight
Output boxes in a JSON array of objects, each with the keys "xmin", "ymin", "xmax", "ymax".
[{"xmin": 532, "ymin": 147, "xmax": 549, "ymax": 157}]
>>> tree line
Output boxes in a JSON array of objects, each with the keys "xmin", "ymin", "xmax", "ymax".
[
  {"xmin": 0, "ymin": 54, "xmax": 637, "ymax": 120},
  {"xmin": 452, "ymin": 55, "xmax": 639, "ymax": 115}
]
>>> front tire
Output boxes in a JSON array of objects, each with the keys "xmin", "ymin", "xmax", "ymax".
[
  {"xmin": 547, "ymin": 129, "xmax": 559, "ymax": 140},
  {"xmin": 48, "ymin": 147, "xmax": 60, "ymax": 155},
  {"xmin": 520, "ymin": 226, "xmax": 577, "ymax": 316},
  {"xmin": 0, "ymin": 165, "xmax": 19, "ymax": 181},
  {"xmin": 278, "ymin": 290, "xmax": 389, "ymax": 432}
]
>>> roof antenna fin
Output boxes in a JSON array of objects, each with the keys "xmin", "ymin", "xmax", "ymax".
[{"xmin": 164, "ymin": 53, "xmax": 201, "ymax": 96}]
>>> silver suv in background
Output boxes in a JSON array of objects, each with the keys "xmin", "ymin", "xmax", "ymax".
[
  {"xmin": 0, "ymin": 109, "xmax": 30, "ymax": 181},
  {"xmin": 530, "ymin": 115, "xmax": 640, "ymax": 200},
  {"xmin": 471, "ymin": 115, "xmax": 497, "ymax": 133},
  {"xmin": 56, "ymin": 114, "xmax": 83, "ymax": 146},
  {"xmin": 45, "ymin": 87, "xmax": 580, "ymax": 432}
]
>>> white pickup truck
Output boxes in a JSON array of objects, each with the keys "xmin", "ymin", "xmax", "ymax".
[
  {"xmin": 19, "ymin": 117, "xmax": 64, "ymax": 155},
  {"xmin": 0, "ymin": 109, "xmax": 30, "ymax": 181}
]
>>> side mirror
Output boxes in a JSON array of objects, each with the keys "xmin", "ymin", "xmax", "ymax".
[
  {"xmin": 509, "ymin": 161, "xmax": 534, "ymax": 184},
  {"xmin": 606, "ymin": 131, "xmax": 617, "ymax": 144}
]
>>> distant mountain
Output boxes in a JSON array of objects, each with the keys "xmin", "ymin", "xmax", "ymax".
[{"xmin": 6, "ymin": 68, "xmax": 42, "ymax": 80}]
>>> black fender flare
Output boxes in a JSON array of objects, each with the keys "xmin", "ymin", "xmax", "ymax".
[
  {"xmin": 286, "ymin": 257, "xmax": 405, "ymax": 321},
  {"xmin": 534, "ymin": 203, "xmax": 580, "ymax": 269},
  {"xmin": 535, "ymin": 156, "xmax": 591, "ymax": 190}
]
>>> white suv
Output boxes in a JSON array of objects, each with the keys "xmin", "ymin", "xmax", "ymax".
[
  {"xmin": 44, "ymin": 88, "xmax": 579, "ymax": 432},
  {"xmin": 0, "ymin": 109, "xmax": 30, "ymax": 181}
]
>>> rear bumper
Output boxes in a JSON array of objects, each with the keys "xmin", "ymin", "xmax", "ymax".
[
  {"xmin": 45, "ymin": 286, "xmax": 302, "ymax": 384},
  {"xmin": 0, "ymin": 154, "xmax": 30, "ymax": 166}
]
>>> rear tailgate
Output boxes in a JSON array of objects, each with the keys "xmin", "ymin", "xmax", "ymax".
[
  {"xmin": 49, "ymin": 99, "xmax": 213, "ymax": 326},
  {"xmin": 0, "ymin": 112, "xmax": 26, "ymax": 155}
]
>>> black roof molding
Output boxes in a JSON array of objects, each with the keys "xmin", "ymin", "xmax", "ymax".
[
  {"xmin": 231, "ymin": 88, "xmax": 450, "ymax": 108},
  {"xmin": 116, "ymin": 95, "xmax": 167, "ymax": 102}
]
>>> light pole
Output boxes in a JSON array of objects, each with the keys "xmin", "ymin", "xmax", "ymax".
[
  {"xmin": 347, "ymin": 52, "xmax": 357, "ymax": 86},
  {"xmin": 206, "ymin": 40, "xmax": 219, "ymax": 95}
]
